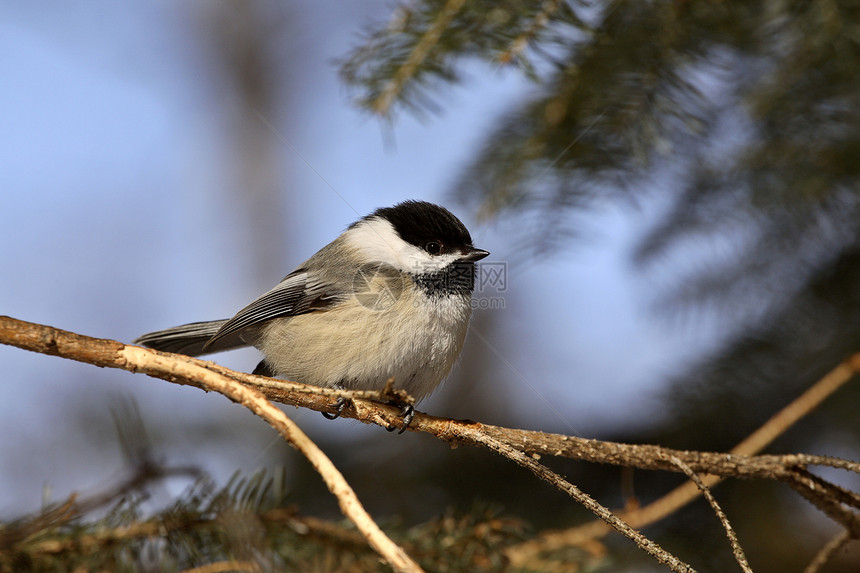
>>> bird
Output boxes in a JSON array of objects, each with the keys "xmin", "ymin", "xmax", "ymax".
[{"xmin": 134, "ymin": 200, "xmax": 489, "ymax": 430}]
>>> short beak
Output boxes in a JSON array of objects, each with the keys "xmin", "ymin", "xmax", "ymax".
[{"xmin": 459, "ymin": 247, "xmax": 490, "ymax": 262}]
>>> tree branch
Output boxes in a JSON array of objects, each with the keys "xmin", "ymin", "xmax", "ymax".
[
  {"xmin": 504, "ymin": 348, "xmax": 860, "ymax": 565},
  {"xmin": 371, "ymin": 0, "xmax": 468, "ymax": 115},
  {"xmin": 497, "ymin": 0, "xmax": 564, "ymax": 65},
  {"xmin": 0, "ymin": 316, "xmax": 422, "ymax": 573},
  {"xmin": 469, "ymin": 429, "xmax": 696, "ymax": 572},
  {"xmin": 665, "ymin": 455, "xmax": 751, "ymax": 573},
  {"xmin": 3, "ymin": 316, "xmax": 860, "ymax": 571},
  {"xmin": 804, "ymin": 529, "xmax": 854, "ymax": 573}
]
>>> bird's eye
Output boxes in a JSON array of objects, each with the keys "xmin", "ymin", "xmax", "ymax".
[{"xmin": 425, "ymin": 241, "xmax": 442, "ymax": 255}]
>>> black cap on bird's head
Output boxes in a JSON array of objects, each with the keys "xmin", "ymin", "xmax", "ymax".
[{"xmin": 364, "ymin": 200, "xmax": 490, "ymax": 262}]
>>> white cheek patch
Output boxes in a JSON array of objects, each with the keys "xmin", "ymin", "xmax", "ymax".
[
  {"xmin": 346, "ymin": 218, "xmax": 409, "ymax": 268},
  {"xmin": 346, "ymin": 217, "xmax": 460, "ymax": 274}
]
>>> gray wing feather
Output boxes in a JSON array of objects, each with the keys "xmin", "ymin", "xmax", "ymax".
[
  {"xmin": 135, "ymin": 267, "xmax": 345, "ymax": 357},
  {"xmin": 133, "ymin": 320, "xmax": 235, "ymax": 356},
  {"xmin": 203, "ymin": 270, "xmax": 344, "ymax": 351}
]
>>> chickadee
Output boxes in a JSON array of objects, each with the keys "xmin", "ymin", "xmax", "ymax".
[{"xmin": 134, "ymin": 200, "xmax": 489, "ymax": 429}]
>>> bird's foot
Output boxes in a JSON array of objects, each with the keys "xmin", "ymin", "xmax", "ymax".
[
  {"xmin": 321, "ymin": 396, "xmax": 349, "ymax": 420},
  {"xmin": 385, "ymin": 403, "xmax": 415, "ymax": 434}
]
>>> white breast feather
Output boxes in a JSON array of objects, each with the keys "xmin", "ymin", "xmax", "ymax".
[
  {"xmin": 255, "ymin": 216, "xmax": 475, "ymax": 401},
  {"xmin": 257, "ymin": 282, "xmax": 472, "ymax": 402}
]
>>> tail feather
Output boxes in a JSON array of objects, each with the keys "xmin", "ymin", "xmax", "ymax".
[{"xmin": 133, "ymin": 320, "xmax": 249, "ymax": 356}]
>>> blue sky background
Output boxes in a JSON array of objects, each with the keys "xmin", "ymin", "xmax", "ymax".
[{"xmin": 0, "ymin": 1, "xmax": 720, "ymax": 516}]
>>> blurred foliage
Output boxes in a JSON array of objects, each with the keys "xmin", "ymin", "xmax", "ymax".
[
  {"xmin": 0, "ymin": 468, "xmax": 609, "ymax": 573},
  {"xmin": 9, "ymin": 1, "xmax": 860, "ymax": 571},
  {"xmin": 338, "ymin": 0, "xmax": 860, "ymax": 570},
  {"xmin": 340, "ymin": 0, "xmax": 588, "ymax": 114},
  {"xmin": 341, "ymin": 0, "xmax": 860, "ymax": 235}
]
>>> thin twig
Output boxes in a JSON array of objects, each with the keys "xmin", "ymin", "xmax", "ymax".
[
  {"xmin": 372, "ymin": 0, "xmax": 468, "ymax": 115},
  {"xmin": 21, "ymin": 505, "xmax": 365, "ymax": 558},
  {"xmin": 0, "ymin": 317, "xmax": 692, "ymax": 572},
  {"xmin": 119, "ymin": 347, "xmax": 424, "ymax": 573},
  {"xmin": 504, "ymin": 350, "xmax": 860, "ymax": 564},
  {"xmin": 786, "ymin": 470, "xmax": 860, "ymax": 538},
  {"xmin": 498, "ymin": 0, "xmax": 563, "ymax": 64},
  {"xmin": 470, "ymin": 431, "xmax": 696, "ymax": 572},
  {"xmin": 180, "ymin": 561, "xmax": 260, "ymax": 573},
  {"xmin": 665, "ymin": 455, "xmax": 752, "ymax": 573},
  {"xmin": 0, "ymin": 316, "xmax": 422, "ymax": 573},
  {"xmin": 4, "ymin": 316, "xmax": 860, "ymax": 571},
  {"xmin": 730, "ymin": 355, "xmax": 860, "ymax": 457},
  {"xmin": 791, "ymin": 468, "xmax": 860, "ymax": 512},
  {"xmin": 3, "ymin": 316, "xmax": 859, "ymax": 481},
  {"xmin": 804, "ymin": 529, "xmax": 853, "ymax": 573}
]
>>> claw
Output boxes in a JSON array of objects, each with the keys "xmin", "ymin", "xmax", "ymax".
[
  {"xmin": 385, "ymin": 403, "xmax": 415, "ymax": 434},
  {"xmin": 321, "ymin": 397, "xmax": 348, "ymax": 420}
]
